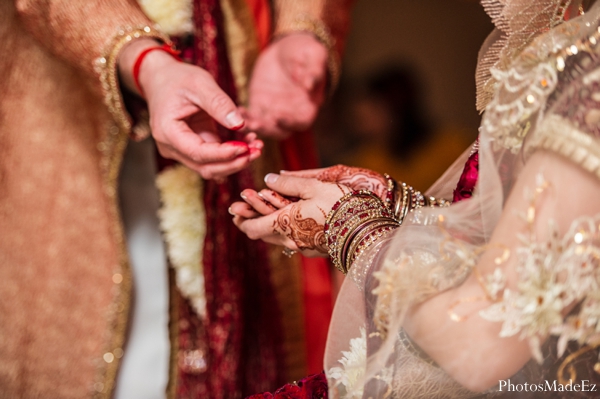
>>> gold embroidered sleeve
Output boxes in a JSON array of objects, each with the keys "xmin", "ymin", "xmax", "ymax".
[
  {"xmin": 15, "ymin": 0, "xmax": 169, "ymax": 135},
  {"xmin": 272, "ymin": 0, "xmax": 354, "ymax": 90},
  {"xmin": 526, "ymin": 59, "xmax": 600, "ymax": 180},
  {"xmin": 529, "ymin": 114, "xmax": 600, "ymax": 181}
]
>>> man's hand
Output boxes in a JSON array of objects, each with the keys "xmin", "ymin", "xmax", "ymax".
[
  {"xmin": 119, "ymin": 39, "xmax": 263, "ymax": 181},
  {"xmin": 243, "ymin": 33, "xmax": 328, "ymax": 139}
]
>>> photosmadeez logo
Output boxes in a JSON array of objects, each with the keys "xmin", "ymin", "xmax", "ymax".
[{"xmin": 499, "ymin": 379, "xmax": 598, "ymax": 393}]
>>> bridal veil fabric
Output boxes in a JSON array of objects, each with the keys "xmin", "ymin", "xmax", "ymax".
[{"xmin": 325, "ymin": 1, "xmax": 600, "ymax": 397}]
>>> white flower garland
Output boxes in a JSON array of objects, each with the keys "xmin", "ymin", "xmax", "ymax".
[
  {"xmin": 328, "ymin": 327, "xmax": 367, "ymax": 399},
  {"xmin": 138, "ymin": 0, "xmax": 194, "ymax": 36},
  {"xmin": 156, "ymin": 165, "xmax": 206, "ymax": 318}
]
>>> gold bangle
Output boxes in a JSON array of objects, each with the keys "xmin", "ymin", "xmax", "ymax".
[
  {"xmin": 391, "ymin": 179, "xmax": 451, "ymax": 222},
  {"xmin": 325, "ymin": 190, "xmax": 393, "ymax": 274},
  {"xmin": 345, "ymin": 218, "xmax": 398, "ymax": 269}
]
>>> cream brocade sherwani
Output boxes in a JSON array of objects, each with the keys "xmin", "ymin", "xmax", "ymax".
[{"xmin": 0, "ymin": 1, "xmax": 165, "ymax": 397}]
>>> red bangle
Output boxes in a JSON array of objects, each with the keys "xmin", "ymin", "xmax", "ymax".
[{"xmin": 132, "ymin": 43, "xmax": 181, "ymax": 95}]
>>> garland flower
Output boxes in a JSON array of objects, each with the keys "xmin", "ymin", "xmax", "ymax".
[
  {"xmin": 138, "ymin": 0, "xmax": 194, "ymax": 36},
  {"xmin": 327, "ymin": 327, "xmax": 367, "ymax": 399},
  {"xmin": 156, "ymin": 165, "xmax": 206, "ymax": 318}
]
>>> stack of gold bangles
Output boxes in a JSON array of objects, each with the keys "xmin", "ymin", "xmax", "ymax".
[{"xmin": 324, "ymin": 175, "xmax": 451, "ymax": 274}]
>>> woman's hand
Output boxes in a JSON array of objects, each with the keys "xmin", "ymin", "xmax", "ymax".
[
  {"xmin": 282, "ymin": 164, "xmax": 389, "ymax": 200},
  {"xmin": 118, "ymin": 39, "xmax": 263, "ymax": 181},
  {"xmin": 231, "ymin": 174, "xmax": 351, "ymax": 257}
]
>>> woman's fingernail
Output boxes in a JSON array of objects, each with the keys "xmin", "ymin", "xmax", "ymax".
[
  {"xmin": 226, "ymin": 111, "xmax": 244, "ymax": 129},
  {"xmin": 240, "ymin": 192, "xmax": 248, "ymax": 200},
  {"xmin": 280, "ymin": 170, "xmax": 288, "ymax": 174},
  {"xmin": 228, "ymin": 206, "xmax": 235, "ymax": 215},
  {"xmin": 265, "ymin": 173, "xmax": 279, "ymax": 184}
]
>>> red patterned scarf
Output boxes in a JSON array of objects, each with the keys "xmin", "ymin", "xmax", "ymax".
[{"xmin": 171, "ymin": 0, "xmax": 285, "ymax": 397}]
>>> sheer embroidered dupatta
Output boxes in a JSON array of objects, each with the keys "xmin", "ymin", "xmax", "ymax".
[{"xmin": 325, "ymin": 2, "xmax": 600, "ymax": 398}]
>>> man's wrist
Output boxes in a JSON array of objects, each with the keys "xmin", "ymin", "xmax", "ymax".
[
  {"xmin": 118, "ymin": 38, "xmax": 179, "ymax": 97},
  {"xmin": 273, "ymin": 17, "xmax": 340, "ymax": 91}
]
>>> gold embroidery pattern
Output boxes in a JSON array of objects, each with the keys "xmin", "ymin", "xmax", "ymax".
[
  {"xmin": 476, "ymin": 0, "xmax": 575, "ymax": 111},
  {"xmin": 92, "ymin": 25, "xmax": 169, "ymax": 398},
  {"xmin": 482, "ymin": 13, "xmax": 600, "ymax": 153},
  {"xmin": 532, "ymin": 114, "xmax": 600, "ymax": 180},
  {"xmin": 94, "ymin": 25, "xmax": 171, "ymax": 140}
]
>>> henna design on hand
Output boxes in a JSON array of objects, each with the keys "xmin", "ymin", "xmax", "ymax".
[
  {"xmin": 335, "ymin": 183, "xmax": 350, "ymax": 196},
  {"xmin": 265, "ymin": 190, "xmax": 293, "ymax": 206},
  {"xmin": 317, "ymin": 206, "xmax": 327, "ymax": 219},
  {"xmin": 273, "ymin": 204, "xmax": 327, "ymax": 254},
  {"xmin": 316, "ymin": 165, "xmax": 388, "ymax": 199},
  {"xmin": 257, "ymin": 193, "xmax": 278, "ymax": 210}
]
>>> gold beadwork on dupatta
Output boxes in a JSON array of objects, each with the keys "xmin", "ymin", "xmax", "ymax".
[
  {"xmin": 476, "ymin": 0, "xmax": 575, "ymax": 111},
  {"xmin": 533, "ymin": 115, "xmax": 600, "ymax": 180}
]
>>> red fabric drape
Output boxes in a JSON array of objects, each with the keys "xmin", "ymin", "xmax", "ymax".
[
  {"xmin": 246, "ymin": 0, "xmax": 334, "ymax": 376},
  {"xmin": 280, "ymin": 133, "xmax": 334, "ymax": 375},
  {"xmin": 169, "ymin": 3, "xmax": 333, "ymax": 397},
  {"xmin": 244, "ymin": 0, "xmax": 272, "ymax": 50},
  {"xmin": 173, "ymin": 1, "xmax": 285, "ymax": 397}
]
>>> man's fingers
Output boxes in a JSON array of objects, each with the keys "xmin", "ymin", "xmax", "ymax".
[
  {"xmin": 188, "ymin": 74, "xmax": 245, "ymax": 130},
  {"xmin": 246, "ymin": 113, "xmax": 293, "ymax": 139},
  {"xmin": 197, "ymin": 131, "xmax": 221, "ymax": 143},
  {"xmin": 193, "ymin": 150, "xmax": 259, "ymax": 180},
  {"xmin": 244, "ymin": 132, "xmax": 257, "ymax": 143},
  {"xmin": 166, "ymin": 125, "xmax": 250, "ymax": 164},
  {"xmin": 287, "ymin": 39, "xmax": 327, "ymax": 91},
  {"xmin": 244, "ymin": 133, "xmax": 264, "ymax": 151}
]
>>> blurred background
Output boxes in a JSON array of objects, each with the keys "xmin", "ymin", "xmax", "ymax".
[{"xmin": 314, "ymin": 0, "xmax": 493, "ymax": 190}]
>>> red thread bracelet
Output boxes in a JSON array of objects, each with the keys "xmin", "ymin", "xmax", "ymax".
[{"xmin": 132, "ymin": 44, "xmax": 182, "ymax": 95}]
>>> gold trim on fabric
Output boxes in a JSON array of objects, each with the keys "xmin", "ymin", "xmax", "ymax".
[
  {"xmin": 93, "ymin": 121, "xmax": 133, "ymax": 399},
  {"xmin": 92, "ymin": 25, "xmax": 170, "ymax": 398},
  {"xmin": 94, "ymin": 25, "xmax": 170, "ymax": 140},
  {"xmin": 166, "ymin": 268, "xmax": 180, "ymax": 399},
  {"xmin": 476, "ymin": 0, "xmax": 573, "ymax": 111},
  {"xmin": 529, "ymin": 114, "xmax": 600, "ymax": 180},
  {"xmin": 220, "ymin": 0, "xmax": 261, "ymax": 104}
]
